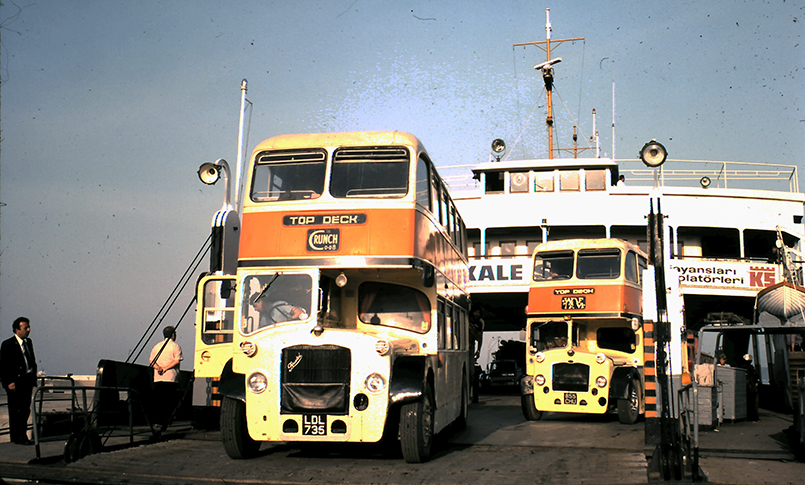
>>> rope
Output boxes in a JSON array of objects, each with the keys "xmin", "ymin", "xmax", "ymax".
[{"xmin": 126, "ymin": 233, "xmax": 212, "ymax": 363}]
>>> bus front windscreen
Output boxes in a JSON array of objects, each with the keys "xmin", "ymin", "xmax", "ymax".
[
  {"xmin": 533, "ymin": 251, "xmax": 574, "ymax": 281},
  {"xmin": 251, "ymin": 150, "xmax": 326, "ymax": 201},
  {"xmin": 358, "ymin": 282, "xmax": 430, "ymax": 333},
  {"xmin": 576, "ymin": 248, "xmax": 621, "ymax": 279},
  {"xmin": 330, "ymin": 147, "xmax": 409, "ymax": 198}
]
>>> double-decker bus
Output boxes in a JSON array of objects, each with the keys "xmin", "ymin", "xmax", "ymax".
[
  {"xmin": 520, "ymin": 238, "xmax": 647, "ymax": 424},
  {"xmin": 195, "ymin": 131, "xmax": 470, "ymax": 463}
]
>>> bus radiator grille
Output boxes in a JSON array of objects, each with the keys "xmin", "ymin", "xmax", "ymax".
[
  {"xmin": 281, "ymin": 345, "xmax": 351, "ymax": 414},
  {"xmin": 552, "ymin": 362, "xmax": 590, "ymax": 392}
]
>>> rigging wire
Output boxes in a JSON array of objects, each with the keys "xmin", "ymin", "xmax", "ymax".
[{"xmin": 126, "ymin": 234, "xmax": 212, "ymax": 363}]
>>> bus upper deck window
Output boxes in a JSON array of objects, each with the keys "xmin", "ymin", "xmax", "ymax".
[
  {"xmin": 358, "ymin": 282, "xmax": 430, "ymax": 333},
  {"xmin": 533, "ymin": 251, "xmax": 573, "ymax": 281},
  {"xmin": 330, "ymin": 147, "xmax": 409, "ymax": 198},
  {"xmin": 251, "ymin": 150, "xmax": 326, "ymax": 202},
  {"xmin": 577, "ymin": 248, "xmax": 621, "ymax": 279}
]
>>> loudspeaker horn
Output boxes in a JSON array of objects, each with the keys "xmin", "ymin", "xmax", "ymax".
[
  {"xmin": 639, "ymin": 140, "xmax": 667, "ymax": 168},
  {"xmin": 198, "ymin": 162, "xmax": 221, "ymax": 185}
]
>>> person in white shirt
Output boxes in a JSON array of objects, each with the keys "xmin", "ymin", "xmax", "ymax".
[{"xmin": 149, "ymin": 326, "xmax": 183, "ymax": 433}]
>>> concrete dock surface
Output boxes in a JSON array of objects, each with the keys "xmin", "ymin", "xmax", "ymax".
[{"xmin": 0, "ymin": 394, "xmax": 802, "ymax": 484}]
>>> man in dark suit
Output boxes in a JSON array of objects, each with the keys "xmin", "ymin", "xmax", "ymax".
[{"xmin": 1, "ymin": 317, "xmax": 37, "ymax": 444}]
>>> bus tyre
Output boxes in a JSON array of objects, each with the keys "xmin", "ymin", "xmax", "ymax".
[
  {"xmin": 521, "ymin": 393, "xmax": 543, "ymax": 421},
  {"xmin": 400, "ymin": 385, "xmax": 434, "ymax": 463},
  {"xmin": 221, "ymin": 396, "xmax": 260, "ymax": 459},
  {"xmin": 617, "ymin": 378, "xmax": 641, "ymax": 425}
]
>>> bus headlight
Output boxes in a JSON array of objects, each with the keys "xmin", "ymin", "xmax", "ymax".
[
  {"xmin": 375, "ymin": 339, "xmax": 391, "ymax": 356},
  {"xmin": 596, "ymin": 376, "xmax": 607, "ymax": 388},
  {"xmin": 365, "ymin": 373, "xmax": 386, "ymax": 393},
  {"xmin": 535, "ymin": 352, "xmax": 546, "ymax": 363},
  {"xmin": 535, "ymin": 374, "xmax": 546, "ymax": 386},
  {"xmin": 595, "ymin": 353, "xmax": 606, "ymax": 364},
  {"xmin": 248, "ymin": 372, "xmax": 268, "ymax": 393}
]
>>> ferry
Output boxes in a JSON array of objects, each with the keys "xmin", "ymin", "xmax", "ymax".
[{"xmin": 443, "ymin": 9, "xmax": 805, "ymax": 451}]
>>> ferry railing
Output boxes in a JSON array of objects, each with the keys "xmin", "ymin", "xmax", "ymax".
[
  {"xmin": 438, "ymin": 159, "xmax": 799, "ymax": 194},
  {"xmin": 616, "ymin": 159, "xmax": 799, "ymax": 192},
  {"xmin": 30, "ymin": 382, "xmax": 153, "ymax": 462}
]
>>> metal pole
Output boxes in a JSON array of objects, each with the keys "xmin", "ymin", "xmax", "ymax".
[{"xmin": 234, "ymin": 79, "xmax": 248, "ymax": 209}]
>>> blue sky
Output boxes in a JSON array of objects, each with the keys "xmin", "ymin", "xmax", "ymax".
[{"xmin": 1, "ymin": 1, "xmax": 802, "ymax": 375}]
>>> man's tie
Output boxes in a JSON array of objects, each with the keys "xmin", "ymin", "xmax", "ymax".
[{"xmin": 22, "ymin": 339, "xmax": 33, "ymax": 373}]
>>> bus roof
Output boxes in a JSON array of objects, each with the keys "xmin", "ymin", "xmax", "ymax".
[
  {"xmin": 532, "ymin": 238, "xmax": 646, "ymax": 256},
  {"xmin": 252, "ymin": 131, "xmax": 425, "ymax": 153}
]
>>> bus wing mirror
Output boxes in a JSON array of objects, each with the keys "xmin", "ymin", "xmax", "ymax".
[{"xmin": 421, "ymin": 264, "xmax": 434, "ymax": 288}]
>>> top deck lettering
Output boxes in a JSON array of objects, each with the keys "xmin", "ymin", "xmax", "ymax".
[{"xmin": 283, "ymin": 214, "xmax": 367, "ymax": 226}]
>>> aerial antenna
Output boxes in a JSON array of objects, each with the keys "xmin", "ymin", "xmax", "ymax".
[{"xmin": 513, "ymin": 8, "xmax": 584, "ymax": 159}]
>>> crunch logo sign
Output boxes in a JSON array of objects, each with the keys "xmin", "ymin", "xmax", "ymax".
[{"xmin": 307, "ymin": 228, "xmax": 340, "ymax": 252}]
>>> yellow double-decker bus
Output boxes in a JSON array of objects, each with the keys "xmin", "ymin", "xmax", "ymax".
[
  {"xmin": 521, "ymin": 238, "xmax": 647, "ymax": 424},
  {"xmin": 195, "ymin": 131, "xmax": 470, "ymax": 463}
]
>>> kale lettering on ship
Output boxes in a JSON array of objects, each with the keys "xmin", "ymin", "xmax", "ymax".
[{"xmin": 307, "ymin": 228, "xmax": 340, "ymax": 252}]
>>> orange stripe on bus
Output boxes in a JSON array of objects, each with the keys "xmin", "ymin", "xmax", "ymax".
[
  {"xmin": 240, "ymin": 208, "xmax": 416, "ymax": 260},
  {"xmin": 527, "ymin": 284, "xmax": 641, "ymax": 316}
]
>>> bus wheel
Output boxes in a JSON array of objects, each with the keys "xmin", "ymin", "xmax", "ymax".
[
  {"xmin": 221, "ymin": 396, "xmax": 260, "ymax": 459},
  {"xmin": 618, "ymin": 378, "xmax": 641, "ymax": 425},
  {"xmin": 521, "ymin": 393, "xmax": 543, "ymax": 421},
  {"xmin": 400, "ymin": 385, "xmax": 434, "ymax": 463}
]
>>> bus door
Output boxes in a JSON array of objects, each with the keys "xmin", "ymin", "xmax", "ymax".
[{"xmin": 195, "ymin": 275, "xmax": 237, "ymax": 378}]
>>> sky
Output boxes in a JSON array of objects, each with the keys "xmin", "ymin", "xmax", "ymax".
[{"xmin": 0, "ymin": 0, "xmax": 802, "ymax": 376}]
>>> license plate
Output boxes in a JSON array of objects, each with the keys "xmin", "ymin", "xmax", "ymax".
[
  {"xmin": 564, "ymin": 392, "xmax": 578, "ymax": 405},
  {"xmin": 302, "ymin": 414, "xmax": 327, "ymax": 436}
]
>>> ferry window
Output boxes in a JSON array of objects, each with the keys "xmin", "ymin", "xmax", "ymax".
[
  {"xmin": 597, "ymin": 326, "xmax": 637, "ymax": 354},
  {"xmin": 559, "ymin": 171, "xmax": 580, "ymax": 192},
  {"xmin": 243, "ymin": 274, "xmax": 313, "ymax": 334},
  {"xmin": 625, "ymin": 251, "xmax": 638, "ymax": 283},
  {"xmin": 533, "ymin": 171, "xmax": 554, "ymax": 192},
  {"xmin": 532, "ymin": 321, "xmax": 568, "ymax": 351},
  {"xmin": 585, "ymin": 169, "xmax": 606, "ymax": 191},
  {"xmin": 526, "ymin": 240, "xmax": 541, "ymax": 257},
  {"xmin": 201, "ymin": 279, "xmax": 235, "ymax": 345},
  {"xmin": 678, "ymin": 227, "xmax": 740, "ymax": 259},
  {"xmin": 330, "ymin": 146, "xmax": 409, "ymax": 198},
  {"xmin": 500, "ymin": 241, "xmax": 517, "ymax": 258},
  {"xmin": 358, "ymin": 282, "xmax": 431, "ymax": 334},
  {"xmin": 251, "ymin": 150, "xmax": 326, "ymax": 201},
  {"xmin": 533, "ymin": 250, "xmax": 574, "ymax": 281},
  {"xmin": 472, "ymin": 242, "xmax": 489, "ymax": 258},
  {"xmin": 416, "ymin": 156, "xmax": 431, "ymax": 210},
  {"xmin": 743, "ymin": 229, "xmax": 778, "ymax": 261},
  {"xmin": 577, "ymin": 248, "xmax": 621, "ymax": 279},
  {"xmin": 510, "ymin": 171, "xmax": 529, "ymax": 193},
  {"xmin": 485, "ymin": 171, "xmax": 505, "ymax": 193}
]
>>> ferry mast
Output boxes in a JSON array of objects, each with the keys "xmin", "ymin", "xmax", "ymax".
[{"xmin": 513, "ymin": 8, "xmax": 583, "ymax": 159}]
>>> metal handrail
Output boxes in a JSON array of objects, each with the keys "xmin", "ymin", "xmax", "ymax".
[
  {"xmin": 31, "ymin": 384, "xmax": 149, "ymax": 460},
  {"xmin": 677, "ymin": 382, "xmax": 702, "ymax": 482}
]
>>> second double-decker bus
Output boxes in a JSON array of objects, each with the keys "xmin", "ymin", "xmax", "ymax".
[
  {"xmin": 520, "ymin": 238, "xmax": 647, "ymax": 424},
  {"xmin": 195, "ymin": 131, "xmax": 470, "ymax": 463}
]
